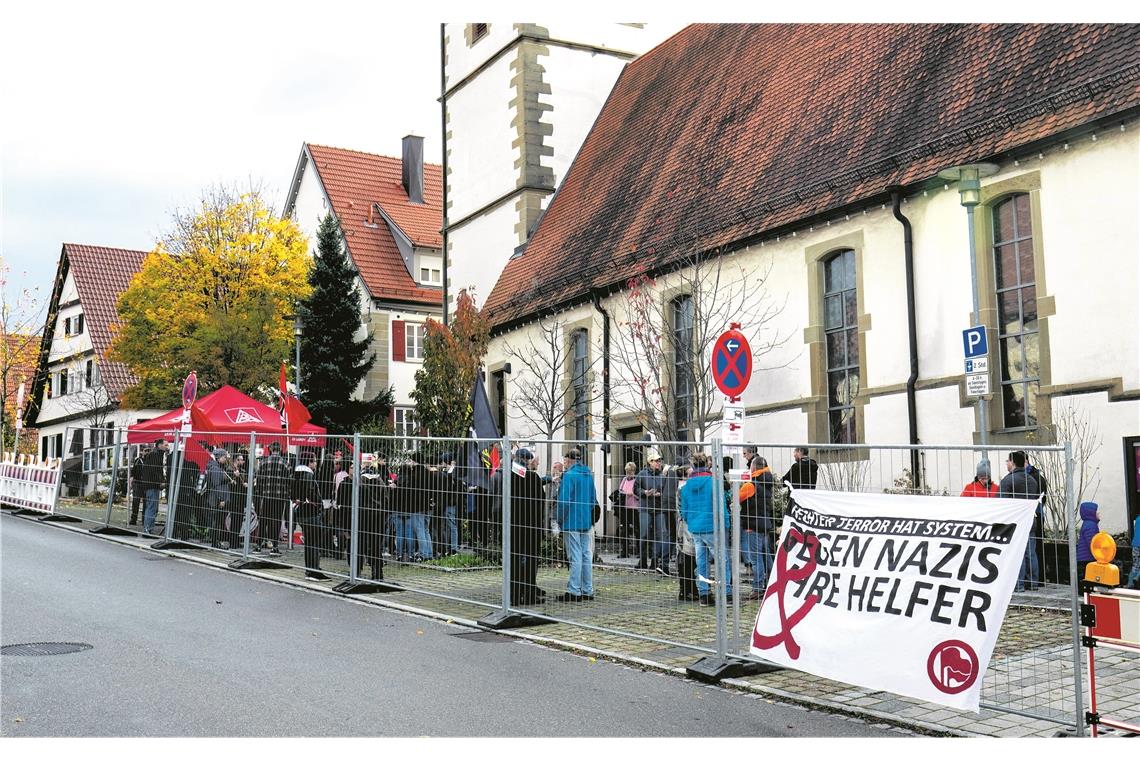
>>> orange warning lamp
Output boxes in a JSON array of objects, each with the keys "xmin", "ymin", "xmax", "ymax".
[{"xmin": 1084, "ymin": 532, "xmax": 1120, "ymax": 586}]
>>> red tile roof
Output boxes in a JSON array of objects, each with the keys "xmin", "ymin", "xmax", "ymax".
[
  {"xmin": 64, "ymin": 243, "xmax": 149, "ymax": 400},
  {"xmin": 306, "ymin": 144, "xmax": 443, "ymax": 306},
  {"xmin": 485, "ymin": 23, "xmax": 1140, "ymax": 328}
]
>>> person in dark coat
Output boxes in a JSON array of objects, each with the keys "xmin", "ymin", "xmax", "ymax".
[
  {"xmin": 140, "ymin": 438, "xmax": 170, "ymax": 535},
  {"xmin": 205, "ymin": 448, "xmax": 233, "ymax": 548},
  {"xmin": 782, "ymin": 447, "xmax": 819, "ymax": 489},
  {"xmin": 293, "ymin": 453, "xmax": 327, "ymax": 580},
  {"xmin": 1000, "ymin": 450, "xmax": 1043, "ymax": 591},
  {"xmin": 435, "ymin": 453, "xmax": 464, "ymax": 556},
  {"xmin": 171, "ymin": 459, "xmax": 202, "ymax": 541},
  {"xmin": 333, "ymin": 461, "xmax": 356, "ymax": 562},
  {"xmin": 255, "ymin": 442, "xmax": 292, "ymax": 555},
  {"xmin": 227, "ymin": 452, "xmax": 250, "ymax": 549},
  {"xmin": 507, "ymin": 448, "xmax": 548, "ymax": 605},
  {"xmin": 358, "ymin": 462, "xmax": 387, "ymax": 581},
  {"xmin": 128, "ymin": 446, "xmax": 149, "ymax": 526}
]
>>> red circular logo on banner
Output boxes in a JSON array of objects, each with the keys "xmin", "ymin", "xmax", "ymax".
[{"xmin": 926, "ymin": 640, "xmax": 979, "ymax": 694}]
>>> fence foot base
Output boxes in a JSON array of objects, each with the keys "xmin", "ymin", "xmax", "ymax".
[
  {"xmin": 332, "ymin": 580, "xmax": 403, "ymax": 594},
  {"xmin": 229, "ymin": 558, "xmax": 291, "ymax": 571},
  {"xmin": 477, "ymin": 610, "xmax": 553, "ymax": 630},
  {"xmin": 150, "ymin": 539, "xmax": 198, "ymax": 551},
  {"xmin": 686, "ymin": 656, "xmax": 778, "ymax": 683},
  {"xmin": 38, "ymin": 513, "xmax": 82, "ymax": 523},
  {"xmin": 89, "ymin": 525, "xmax": 139, "ymax": 537}
]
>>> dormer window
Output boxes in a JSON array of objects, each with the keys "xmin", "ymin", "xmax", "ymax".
[{"xmin": 419, "ymin": 266, "xmax": 441, "ymax": 285}]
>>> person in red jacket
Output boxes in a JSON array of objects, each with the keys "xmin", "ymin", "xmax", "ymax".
[{"xmin": 961, "ymin": 460, "xmax": 998, "ymax": 498}]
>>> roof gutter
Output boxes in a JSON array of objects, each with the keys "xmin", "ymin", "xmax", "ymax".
[
  {"xmin": 890, "ymin": 187, "xmax": 922, "ymax": 489},
  {"xmin": 591, "ymin": 289, "xmax": 611, "ymax": 481}
]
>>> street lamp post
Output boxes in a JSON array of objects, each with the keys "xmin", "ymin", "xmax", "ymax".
[
  {"xmin": 938, "ymin": 163, "xmax": 999, "ymax": 449},
  {"xmin": 293, "ymin": 314, "xmax": 304, "ymax": 398}
]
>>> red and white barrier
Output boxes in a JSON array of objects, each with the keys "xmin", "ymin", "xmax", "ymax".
[
  {"xmin": 1084, "ymin": 586, "xmax": 1140, "ymax": 737},
  {"xmin": 0, "ymin": 454, "xmax": 63, "ymax": 514}
]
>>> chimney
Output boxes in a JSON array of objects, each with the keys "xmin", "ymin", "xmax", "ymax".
[{"xmin": 402, "ymin": 134, "xmax": 424, "ymax": 204}]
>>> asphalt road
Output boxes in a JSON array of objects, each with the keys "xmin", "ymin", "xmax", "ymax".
[{"xmin": 1, "ymin": 513, "xmax": 905, "ymax": 737}]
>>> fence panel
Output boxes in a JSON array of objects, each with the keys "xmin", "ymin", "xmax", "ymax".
[{"xmin": 722, "ymin": 441, "xmax": 1080, "ymax": 730}]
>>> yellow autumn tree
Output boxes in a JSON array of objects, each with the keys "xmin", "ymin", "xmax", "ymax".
[{"xmin": 113, "ymin": 187, "xmax": 311, "ymax": 408}]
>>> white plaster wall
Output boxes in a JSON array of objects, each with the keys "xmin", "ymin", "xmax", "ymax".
[
  {"xmin": 1049, "ymin": 394, "xmax": 1139, "ymax": 534},
  {"xmin": 541, "ymin": 46, "xmax": 630, "ymax": 182},
  {"xmin": 1037, "ymin": 128, "xmax": 1139, "ymax": 389},
  {"xmin": 290, "ymin": 157, "xmax": 332, "ymax": 247},
  {"xmin": 445, "ymin": 54, "xmax": 517, "ymax": 222},
  {"xmin": 448, "ymin": 202, "xmax": 520, "ymax": 309},
  {"xmin": 444, "ymin": 23, "xmax": 675, "ymax": 91}
]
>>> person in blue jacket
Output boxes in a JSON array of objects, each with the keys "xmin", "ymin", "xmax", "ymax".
[
  {"xmin": 1075, "ymin": 501, "xmax": 1100, "ymax": 580},
  {"xmin": 679, "ymin": 451, "xmax": 732, "ymax": 606},
  {"xmin": 555, "ymin": 448, "xmax": 598, "ymax": 602}
]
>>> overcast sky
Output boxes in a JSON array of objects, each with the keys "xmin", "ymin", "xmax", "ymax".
[
  {"xmin": 1, "ymin": 2, "xmax": 455, "ymax": 309},
  {"xmin": 1, "ymin": 2, "xmax": 1125, "ymax": 319}
]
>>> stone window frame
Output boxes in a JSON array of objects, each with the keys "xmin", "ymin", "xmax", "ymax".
[
  {"xmin": 465, "ymin": 23, "xmax": 490, "ymax": 47},
  {"xmin": 804, "ymin": 230, "xmax": 870, "ymax": 461},
  {"xmin": 671, "ymin": 293, "xmax": 695, "ymax": 443},
  {"xmin": 560, "ymin": 315, "xmax": 596, "ymax": 442},
  {"xmin": 971, "ymin": 171, "xmax": 1054, "ymax": 444},
  {"xmin": 822, "ymin": 248, "xmax": 860, "ymax": 444}
]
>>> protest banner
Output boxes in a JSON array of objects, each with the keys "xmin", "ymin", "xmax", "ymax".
[{"xmin": 751, "ymin": 487, "xmax": 1036, "ymax": 711}]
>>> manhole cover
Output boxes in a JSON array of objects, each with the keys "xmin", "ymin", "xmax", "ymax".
[{"xmin": 1, "ymin": 642, "xmax": 93, "ymax": 656}]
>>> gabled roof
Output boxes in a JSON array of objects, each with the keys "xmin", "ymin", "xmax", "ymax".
[
  {"xmin": 485, "ymin": 23, "xmax": 1140, "ymax": 328},
  {"xmin": 24, "ymin": 244, "xmax": 148, "ymax": 426},
  {"xmin": 62, "ymin": 244, "xmax": 148, "ymax": 400},
  {"xmin": 303, "ymin": 143, "xmax": 443, "ymax": 307}
]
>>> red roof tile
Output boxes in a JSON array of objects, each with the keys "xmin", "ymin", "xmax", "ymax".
[
  {"xmin": 485, "ymin": 23, "xmax": 1140, "ymax": 328},
  {"xmin": 64, "ymin": 243, "xmax": 149, "ymax": 399},
  {"xmin": 306, "ymin": 144, "xmax": 443, "ymax": 306}
]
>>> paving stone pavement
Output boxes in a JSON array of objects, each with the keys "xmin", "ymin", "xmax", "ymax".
[{"xmin": 39, "ymin": 502, "xmax": 1140, "ymax": 738}]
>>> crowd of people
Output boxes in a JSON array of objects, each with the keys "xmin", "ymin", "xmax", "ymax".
[{"xmin": 130, "ymin": 439, "xmax": 1112, "ymax": 602}]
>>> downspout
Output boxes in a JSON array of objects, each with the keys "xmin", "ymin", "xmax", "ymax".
[
  {"xmin": 591, "ymin": 290, "xmax": 612, "ymax": 477},
  {"xmin": 439, "ymin": 23, "xmax": 450, "ymax": 327},
  {"xmin": 891, "ymin": 188, "xmax": 922, "ymax": 489}
]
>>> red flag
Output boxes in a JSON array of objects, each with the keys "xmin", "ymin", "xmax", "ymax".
[
  {"xmin": 284, "ymin": 394, "xmax": 311, "ymax": 435},
  {"xmin": 279, "ymin": 362, "xmax": 288, "ymax": 405}
]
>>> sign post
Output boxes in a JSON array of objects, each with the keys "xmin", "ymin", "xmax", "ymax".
[
  {"xmin": 962, "ymin": 326, "xmax": 991, "ymax": 446},
  {"xmin": 712, "ymin": 325, "xmax": 753, "ymax": 450}
]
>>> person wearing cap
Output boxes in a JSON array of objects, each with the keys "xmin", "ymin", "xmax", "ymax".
[
  {"xmin": 555, "ymin": 448, "xmax": 598, "ymax": 602},
  {"xmin": 507, "ymin": 448, "xmax": 547, "ymax": 604},
  {"xmin": 634, "ymin": 448, "xmax": 672, "ymax": 574},
  {"xmin": 961, "ymin": 460, "xmax": 998, "ymax": 498},
  {"xmin": 205, "ymin": 447, "xmax": 233, "ymax": 549}
]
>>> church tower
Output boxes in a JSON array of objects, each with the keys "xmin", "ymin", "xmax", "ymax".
[{"xmin": 441, "ymin": 22, "xmax": 676, "ymax": 317}]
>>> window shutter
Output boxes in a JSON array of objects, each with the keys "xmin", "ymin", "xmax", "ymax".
[{"xmin": 392, "ymin": 320, "xmax": 406, "ymax": 362}]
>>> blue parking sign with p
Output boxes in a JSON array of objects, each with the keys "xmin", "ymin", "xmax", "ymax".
[{"xmin": 963, "ymin": 326, "xmax": 988, "ymax": 359}]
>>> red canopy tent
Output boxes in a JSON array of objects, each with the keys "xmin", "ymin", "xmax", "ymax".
[{"xmin": 126, "ymin": 385, "xmax": 326, "ymax": 462}]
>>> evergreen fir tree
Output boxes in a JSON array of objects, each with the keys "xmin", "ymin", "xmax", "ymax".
[{"xmin": 298, "ymin": 213, "xmax": 388, "ymax": 431}]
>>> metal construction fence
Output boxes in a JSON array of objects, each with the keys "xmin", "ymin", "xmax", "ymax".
[{"xmin": 50, "ymin": 427, "xmax": 1088, "ymax": 733}]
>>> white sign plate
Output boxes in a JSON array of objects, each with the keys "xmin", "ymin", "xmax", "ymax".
[
  {"xmin": 964, "ymin": 357, "xmax": 988, "ymax": 374},
  {"xmin": 723, "ymin": 401, "xmax": 745, "ymax": 423},
  {"xmin": 722, "ymin": 424, "xmax": 744, "ymax": 445},
  {"xmin": 966, "ymin": 373, "xmax": 989, "ymax": 397}
]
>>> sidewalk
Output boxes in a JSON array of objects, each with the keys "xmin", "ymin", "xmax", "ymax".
[{"xmin": 24, "ymin": 509, "xmax": 1140, "ymax": 738}]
